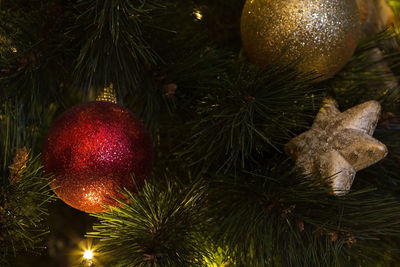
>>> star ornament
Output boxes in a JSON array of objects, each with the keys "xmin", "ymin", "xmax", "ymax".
[{"xmin": 285, "ymin": 98, "xmax": 388, "ymax": 195}]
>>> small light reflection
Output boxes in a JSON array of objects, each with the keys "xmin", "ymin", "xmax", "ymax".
[
  {"xmin": 194, "ymin": 9, "xmax": 203, "ymax": 20},
  {"xmin": 76, "ymin": 238, "xmax": 98, "ymax": 267}
]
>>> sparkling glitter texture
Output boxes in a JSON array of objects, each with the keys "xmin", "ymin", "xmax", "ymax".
[
  {"xmin": 241, "ymin": 0, "xmax": 362, "ymax": 80},
  {"xmin": 43, "ymin": 101, "xmax": 154, "ymax": 213}
]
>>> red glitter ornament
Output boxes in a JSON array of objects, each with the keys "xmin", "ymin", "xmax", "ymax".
[{"xmin": 42, "ymin": 101, "xmax": 153, "ymax": 213}]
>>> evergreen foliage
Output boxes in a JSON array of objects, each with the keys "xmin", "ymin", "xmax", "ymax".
[
  {"xmin": 0, "ymin": 102, "xmax": 55, "ymax": 265},
  {"xmin": 178, "ymin": 63, "xmax": 320, "ymax": 173},
  {"xmin": 88, "ymin": 177, "xmax": 209, "ymax": 267},
  {"xmin": 207, "ymin": 163, "xmax": 400, "ymax": 266},
  {"xmin": 0, "ymin": 0, "xmax": 400, "ymax": 266}
]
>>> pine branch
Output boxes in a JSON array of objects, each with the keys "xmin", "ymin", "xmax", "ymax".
[
  {"xmin": 71, "ymin": 0, "xmax": 168, "ymax": 97},
  {"xmin": 356, "ymin": 122, "xmax": 400, "ymax": 193},
  {"xmin": 88, "ymin": 176, "xmax": 210, "ymax": 267},
  {"xmin": 128, "ymin": 44, "xmax": 233, "ymax": 137},
  {"xmin": 178, "ymin": 62, "xmax": 322, "ymax": 174},
  {"xmin": 0, "ymin": 100, "xmax": 55, "ymax": 264},
  {"xmin": 0, "ymin": 153, "xmax": 54, "ymax": 260},
  {"xmin": 327, "ymin": 29, "xmax": 400, "ymax": 110},
  {"xmin": 118, "ymin": 1, "xmax": 233, "ymax": 136},
  {"xmin": 0, "ymin": 1, "xmax": 74, "ymax": 119},
  {"xmin": 207, "ymin": 161, "xmax": 400, "ymax": 266}
]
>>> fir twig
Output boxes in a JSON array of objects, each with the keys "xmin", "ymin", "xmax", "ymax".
[
  {"xmin": 88, "ymin": 176, "xmax": 209, "ymax": 267},
  {"xmin": 0, "ymin": 154, "xmax": 54, "ymax": 258},
  {"xmin": 208, "ymin": 162, "xmax": 400, "ymax": 266},
  {"xmin": 178, "ymin": 62, "xmax": 321, "ymax": 173},
  {"xmin": 0, "ymin": 100, "xmax": 55, "ymax": 264},
  {"xmin": 71, "ymin": 0, "xmax": 167, "ymax": 97},
  {"xmin": 328, "ymin": 29, "xmax": 400, "ymax": 110},
  {"xmin": 0, "ymin": 0, "xmax": 73, "ymax": 118}
]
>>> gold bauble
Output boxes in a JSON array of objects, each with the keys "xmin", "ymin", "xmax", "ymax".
[{"xmin": 241, "ymin": 0, "xmax": 362, "ymax": 80}]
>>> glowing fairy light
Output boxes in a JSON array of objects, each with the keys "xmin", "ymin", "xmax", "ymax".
[
  {"xmin": 79, "ymin": 239, "xmax": 97, "ymax": 266},
  {"xmin": 194, "ymin": 9, "xmax": 203, "ymax": 20},
  {"xmin": 83, "ymin": 249, "xmax": 93, "ymax": 260},
  {"xmin": 82, "ymin": 248, "xmax": 95, "ymax": 266}
]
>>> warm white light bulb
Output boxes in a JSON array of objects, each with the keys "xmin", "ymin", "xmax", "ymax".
[
  {"xmin": 83, "ymin": 249, "xmax": 93, "ymax": 260},
  {"xmin": 194, "ymin": 10, "xmax": 203, "ymax": 20}
]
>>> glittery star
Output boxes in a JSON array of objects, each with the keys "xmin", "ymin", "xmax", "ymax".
[{"xmin": 285, "ymin": 98, "xmax": 388, "ymax": 195}]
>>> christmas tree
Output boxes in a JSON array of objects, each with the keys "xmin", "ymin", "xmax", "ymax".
[{"xmin": 2, "ymin": 0, "xmax": 400, "ymax": 266}]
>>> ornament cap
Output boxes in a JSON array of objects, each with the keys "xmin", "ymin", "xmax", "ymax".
[{"xmin": 96, "ymin": 84, "xmax": 117, "ymax": 104}]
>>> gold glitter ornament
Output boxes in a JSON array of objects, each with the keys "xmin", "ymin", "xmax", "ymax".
[
  {"xmin": 285, "ymin": 98, "xmax": 388, "ymax": 195},
  {"xmin": 241, "ymin": 0, "xmax": 362, "ymax": 81}
]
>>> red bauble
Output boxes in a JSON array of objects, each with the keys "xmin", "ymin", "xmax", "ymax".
[{"xmin": 43, "ymin": 101, "xmax": 153, "ymax": 213}]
